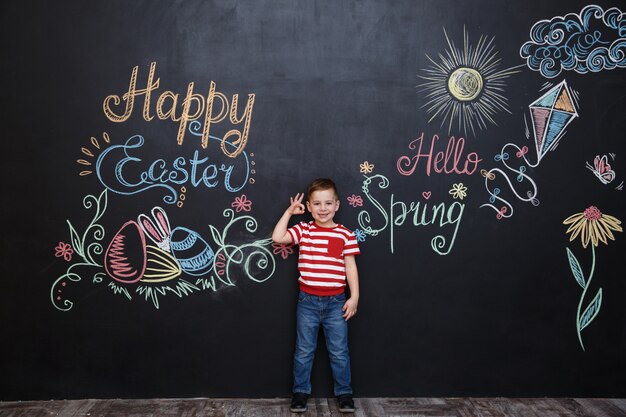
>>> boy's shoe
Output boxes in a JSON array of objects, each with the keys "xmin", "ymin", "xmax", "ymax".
[
  {"xmin": 337, "ymin": 395, "xmax": 355, "ymax": 413},
  {"xmin": 290, "ymin": 392, "xmax": 308, "ymax": 413}
]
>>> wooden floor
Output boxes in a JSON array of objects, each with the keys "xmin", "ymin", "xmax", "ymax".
[{"xmin": 1, "ymin": 397, "xmax": 625, "ymax": 417}]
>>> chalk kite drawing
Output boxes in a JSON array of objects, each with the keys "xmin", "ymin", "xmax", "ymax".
[
  {"xmin": 419, "ymin": 27, "xmax": 522, "ymax": 137},
  {"xmin": 521, "ymin": 5, "xmax": 626, "ymax": 78},
  {"xmin": 481, "ymin": 80, "xmax": 579, "ymax": 219},
  {"xmin": 51, "ymin": 189, "xmax": 278, "ymax": 311},
  {"xmin": 563, "ymin": 206, "xmax": 622, "ymax": 351},
  {"xmin": 530, "ymin": 80, "xmax": 579, "ymax": 163}
]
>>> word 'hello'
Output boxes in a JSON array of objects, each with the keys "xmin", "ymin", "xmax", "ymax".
[
  {"xmin": 102, "ymin": 62, "xmax": 255, "ymax": 158},
  {"xmin": 396, "ymin": 132, "xmax": 482, "ymax": 176}
]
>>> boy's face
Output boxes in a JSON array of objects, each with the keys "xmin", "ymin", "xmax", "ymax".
[{"xmin": 306, "ymin": 188, "xmax": 340, "ymax": 227}]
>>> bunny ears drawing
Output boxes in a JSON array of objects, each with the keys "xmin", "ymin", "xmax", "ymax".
[{"xmin": 137, "ymin": 206, "xmax": 172, "ymax": 252}]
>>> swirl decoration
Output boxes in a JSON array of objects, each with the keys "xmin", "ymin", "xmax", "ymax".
[
  {"xmin": 480, "ymin": 143, "xmax": 540, "ymax": 220},
  {"xmin": 208, "ymin": 209, "xmax": 276, "ymax": 286},
  {"xmin": 357, "ymin": 174, "xmax": 390, "ymax": 237},
  {"xmin": 51, "ymin": 189, "xmax": 108, "ymax": 311},
  {"xmin": 520, "ymin": 5, "xmax": 626, "ymax": 78}
]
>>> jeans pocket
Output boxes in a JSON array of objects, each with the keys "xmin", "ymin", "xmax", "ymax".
[{"xmin": 298, "ymin": 292, "xmax": 309, "ymax": 303}]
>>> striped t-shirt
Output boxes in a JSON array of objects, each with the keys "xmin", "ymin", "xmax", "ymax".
[{"xmin": 287, "ymin": 221, "xmax": 360, "ymax": 296}]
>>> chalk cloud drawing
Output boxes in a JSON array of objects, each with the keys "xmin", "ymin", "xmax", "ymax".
[
  {"xmin": 563, "ymin": 206, "xmax": 622, "ymax": 351},
  {"xmin": 418, "ymin": 27, "xmax": 522, "ymax": 137},
  {"xmin": 481, "ymin": 80, "xmax": 579, "ymax": 219},
  {"xmin": 521, "ymin": 5, "xmax": 626, "ymax": 78}
]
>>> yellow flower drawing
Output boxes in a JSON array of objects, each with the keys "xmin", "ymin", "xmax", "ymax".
[
  {"xmin": 449, "ymin": 183, "xmax": 468, "ymax": 200},
  {"xmin": 359, "ymin": 161, "xmax": 374, "ymax": 174},
  {"xmin": 563, "ymin": 206, "xmax": 622, "ymax": 248}
]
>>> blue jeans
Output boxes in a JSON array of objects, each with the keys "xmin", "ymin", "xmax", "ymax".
[{"xmin": 293, "ymin": 291, "xmax": 352, "ymax": 396}]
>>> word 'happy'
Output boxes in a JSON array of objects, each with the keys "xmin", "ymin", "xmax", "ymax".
[{"xmin": 103, "ymin": 62, "xmax": 255, "ymax": 158}]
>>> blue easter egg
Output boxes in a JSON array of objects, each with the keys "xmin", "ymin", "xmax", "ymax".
[{"xmin": 170, "ymin": 227, "xmax": 215, "ymax": 276}]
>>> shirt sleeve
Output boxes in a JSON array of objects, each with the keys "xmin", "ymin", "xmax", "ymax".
[
  {"xmin": 343, "ymin": 231, "xmax": 360, "ymax": 256},
  {"xmin": 287, "ymin": 222, "xmax": 304, "ymax": 245}
]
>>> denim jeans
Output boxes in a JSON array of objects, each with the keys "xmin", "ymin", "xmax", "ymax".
[{"xmin": 293, "ymin": 291, "xmax": 352, "ymax": 396}]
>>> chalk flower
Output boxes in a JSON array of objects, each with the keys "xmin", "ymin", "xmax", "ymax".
[
  {"xmin": 231, "ymin": 194, "xmax": 252, "ymax": 212},
  {"xmin": 272, "ymin": 243, "xmax": 294, "ymax": 260},
  {"xmin": 347, "ymin": 194, "xmax": 363, "ymax": 207},
  {"xmin": 563, "ymin": 206, "xmax": 622, "ymax": 248},
  {"xmin": 360, "ymin": 161, "xmax": 374, "ymax": 174},
  {"xmin": 354, "ymin": 229, "xmax": 366, "ymax": 242},
  {"xmin": 449, "ymin": 183, "xmax": 468, "ymax": 200},
  {"xmin": 55, "ymin": 242, "xmax": 74, "ymax": 262}
]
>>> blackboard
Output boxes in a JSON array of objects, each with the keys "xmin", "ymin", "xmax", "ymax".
[{"xmin": 2, "ymin": 0, "xmax": 625, "ymax": 400}]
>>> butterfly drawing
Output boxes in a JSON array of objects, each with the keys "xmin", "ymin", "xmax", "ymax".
[{"xmin": 586, "ymin": 155, "xmax": 616, "ymax": 185}]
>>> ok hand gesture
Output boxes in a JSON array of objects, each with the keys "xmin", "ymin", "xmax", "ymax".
[{"xmin": 287, "ymin": 193, "xmax": 306, "ymax": 215}]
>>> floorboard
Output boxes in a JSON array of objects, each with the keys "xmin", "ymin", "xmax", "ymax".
[{"xmin": 0, "ymin": 398, "xmax": 624, "ymax": 417}]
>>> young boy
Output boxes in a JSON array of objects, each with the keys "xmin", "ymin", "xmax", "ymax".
[{"xmin": 272, "ymin": 178, "xmax": 360, "ymax": 413}]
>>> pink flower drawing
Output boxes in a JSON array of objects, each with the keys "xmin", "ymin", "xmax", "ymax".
[
  {"xmin": 231, "ymin": 194, "xmax": 252, "ymax": 212},
  {"xmin": 272, "ymin": 243, "xmax": 294, "ymax": 260},
  {"xmin": 55, "ymin": 242, "xmax": 74, "ymax": 262},
  {"xmin": 347, "ymin": 194, "xmax": 363, "ymax": 207}
]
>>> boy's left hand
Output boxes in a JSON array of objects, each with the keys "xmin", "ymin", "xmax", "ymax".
[{"xmin": 342, "ymin": 298, "xmax": 358, "ymax": 321}]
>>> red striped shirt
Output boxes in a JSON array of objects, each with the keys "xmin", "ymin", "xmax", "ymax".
[{"xmin": 287, "ymin": 221, "xmax": 360, "ymax": 296}]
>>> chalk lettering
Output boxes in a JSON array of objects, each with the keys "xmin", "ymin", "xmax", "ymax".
[
  {"xmin": 396, "ymin": 132, "xmax": 482, "ymax": 176},
  {"xmin": 96, "ymin": 134, "xmax": 250, "ymax": 204},
  {"xmin": 358, "ymin": 174, "xmax": 465, "ymax": 255},
  {"xmin": 102, "ymin": 62, "xmax": 255, "ymax": 157}
]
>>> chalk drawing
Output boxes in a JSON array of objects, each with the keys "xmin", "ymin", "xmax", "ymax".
[
  {"xmin": 51, "ymin": 190, "xmax": 277, "ymax": 310},
  {"xmin": 51, "ymin": 189, "xmax": 108, "ymax": 311},
  {"xmin": 563, "ymin": 206, "xmax": 622, "ymax": 350},
  {"xmin": 418, "ymin": 27, "xmax": 523, "ymax": 137},
  {"xmin": 360, "ymin": 161, "xmax": 375, "ymax": 174},
  {"xmin": 481, "ymin": 80, "xmax": 579, "ymax": 219},
  {"xmin": 586, "ymin": 154, "xmax": 616, "ymax": 184},
  {"xmin": 521, "ymin": 5, "xmax": 626, "ymax": 78}
]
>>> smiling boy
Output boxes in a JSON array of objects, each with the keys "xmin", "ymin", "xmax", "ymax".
[{"xmin": 272, "ymin": 178, "xmax": 360, "ymax": 413}]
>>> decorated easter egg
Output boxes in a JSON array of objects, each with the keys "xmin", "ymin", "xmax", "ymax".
[
  {"xmin": 170, "ymin": 227, "xmax": 215, "ymax": 276},
  {"xmin": 104, "ymin": 220, "xmax": 147, "ymax": 283},
  {"xmin": 141, "ymin": 245, "xmax": 182, "ymax": 283}
]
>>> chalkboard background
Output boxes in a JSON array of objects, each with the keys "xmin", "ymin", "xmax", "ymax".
[{"xmin": 2, "ymin": 0, "xmax": 625, "ymax": 400}]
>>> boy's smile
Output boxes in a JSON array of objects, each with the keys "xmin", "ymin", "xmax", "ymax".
[{"xmin": 307, "ymin": 189, "xmax": 340, "ymax": 228}]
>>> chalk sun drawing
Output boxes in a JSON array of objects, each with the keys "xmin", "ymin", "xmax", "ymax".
[
  {"xmin": 481, "ymin": 80, "xmax": 579, "ymax": 219},
  {"xmin": 563, "ymin": 206, "xmax": 622, "ymax": 351},
  {"xmin": 418, "ymin": 27, "xmax": 523, "ymax": 137}
]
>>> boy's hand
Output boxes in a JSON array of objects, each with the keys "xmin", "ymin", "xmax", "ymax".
[
  {"xmin": 342, "ymin": 297, "xmax": 358, "ymax": 321},
  {"xmin": 287, "ymin": 193, "xmax": 306, "ymax": 215}
]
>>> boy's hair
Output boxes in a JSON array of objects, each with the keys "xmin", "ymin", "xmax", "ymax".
[{"xmin": 307, "ymin": 178, "xmax": 339, "ymax": 201}]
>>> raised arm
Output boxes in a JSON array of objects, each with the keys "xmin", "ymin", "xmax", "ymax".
[{"xmin": 272, "ymin": 193, "xmax": 305, "ymax": 244}]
